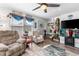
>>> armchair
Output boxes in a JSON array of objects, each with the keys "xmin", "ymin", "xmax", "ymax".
[{"xmin": 33, "ymin": 35, "xmax": 44, "ymax": 44}]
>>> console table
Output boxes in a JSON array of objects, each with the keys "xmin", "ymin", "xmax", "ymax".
[{"xmin": 60, "ymin": 36, "xmax": 79, "ymax": 48}]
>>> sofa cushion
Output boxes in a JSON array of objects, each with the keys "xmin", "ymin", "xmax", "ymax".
[
  {"xmin": 0, "ymin": 31, "xmax": 19, "ymax": 45},
  {"xmin": 0, "ymin": 43, "xmax": 8, "ymax": 51},
  {"xmin": 6, "ymin": 43, "xmax": 24, "ymax": 56},
  {"xmin": 0, "ymin": 51, "xmax": 6, "ymax": 56},
  {"xmin": 16, "ymin": 38, "xmax": 26, "ymax": 44}
]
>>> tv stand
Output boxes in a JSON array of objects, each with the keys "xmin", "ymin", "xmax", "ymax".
[
  {"xmin": 60, "ymin": 36, "xmax": 79, "ymax": 48},
  {"xmin": 65, "ymin": 36, "xmax": 74, "ymax": 47}
]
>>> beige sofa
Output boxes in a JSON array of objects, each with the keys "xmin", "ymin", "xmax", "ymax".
[{"xmin": 0, "ymin": 31, "xmax": 26, "ymax": 56}]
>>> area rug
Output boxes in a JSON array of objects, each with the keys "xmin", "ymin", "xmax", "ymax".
[{"xmin": 38, "ymin": 44, "xmax": 67, "ymax": 56}]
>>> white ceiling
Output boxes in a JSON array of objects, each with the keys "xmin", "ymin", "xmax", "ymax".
[{"xmin": 0, "ymin": 3, "xmax": 79, "ymax": 20}]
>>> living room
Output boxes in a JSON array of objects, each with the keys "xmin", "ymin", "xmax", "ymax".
[{"xmin": 0, "ymin": 3, "xmax": 79, "ymax": 56}]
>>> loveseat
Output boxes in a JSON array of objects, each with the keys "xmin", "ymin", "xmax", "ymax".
[{"xmin": 0, "ymin": 31, "xmax": 26, "ymax": 56}]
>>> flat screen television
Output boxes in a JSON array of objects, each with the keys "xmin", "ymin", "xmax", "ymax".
[{"xmin": 61, "ymin": 19, "xmax": 79, "ymax": 29}]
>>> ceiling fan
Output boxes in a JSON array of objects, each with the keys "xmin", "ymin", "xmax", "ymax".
[{"xmin": 32, "ymin": 3, "xmax": 60, "ymax": 13}]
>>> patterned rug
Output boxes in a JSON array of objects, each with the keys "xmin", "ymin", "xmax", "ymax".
[
  {"xmin": 38, "ymin": 44, "xmax": 67, "ymax": 56},
  {"xmin": 22, "ymin": 43, "xmax": 76, "ymax": 56}
]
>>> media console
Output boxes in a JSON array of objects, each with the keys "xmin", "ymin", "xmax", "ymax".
[
  {"xmin": 60, "ymin": 36, "xmax": 79, "ymax": 48},
  {"xmin": 65, "ymin": 36, "xmax": 74, "ymax": 47}
]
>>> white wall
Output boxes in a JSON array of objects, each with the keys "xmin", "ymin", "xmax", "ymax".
[
  {"xmin": 0, "ymin": 9, "xmax": 11, "ymax": 30},
  {"xmin": 11, "ymin": 26, "xmax": 24, "ymax": 38},
  {"xmin": 32, "ymin": 16, "xmax": 48, "ymax": 35},
  {"xmin": 10, "ymin": 14, "xmax": 48, "ymax": 36},
  {"xmin": 55, "ymin": 11, "xmax": 79, "ymax": 21},
  {"xmin": 0, "ymin": 8, "xmax": 48, "ymax": 36}
]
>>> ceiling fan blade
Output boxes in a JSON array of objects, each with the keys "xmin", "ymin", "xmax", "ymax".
[
  {"xmin": 32, "ymin": 6, "xmax": 41, "ymax": 11},
  {"xmin": 37, "ymin": 3, "xmax": 42, "ymax": 5},
  {"xmin": 48, "ymin": 4, "xmax": 60, "ymax": 7}
]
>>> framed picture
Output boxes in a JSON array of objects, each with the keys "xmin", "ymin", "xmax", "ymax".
[
  {"xmin": 34, "ymin": 22, "xmax": 37, "ymax": 28},
  {"xmin": 40, "ymin": 24, "xmax": 43, "ymax": 28}
]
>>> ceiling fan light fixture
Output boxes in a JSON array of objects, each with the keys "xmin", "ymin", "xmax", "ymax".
[
  {"xmin": 40, "ymin": 4, "xmax": 47, "ymax": 10},
  {"xmin": 33, "ymin": 3, "xmax": 60, "ymax": 13}
]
